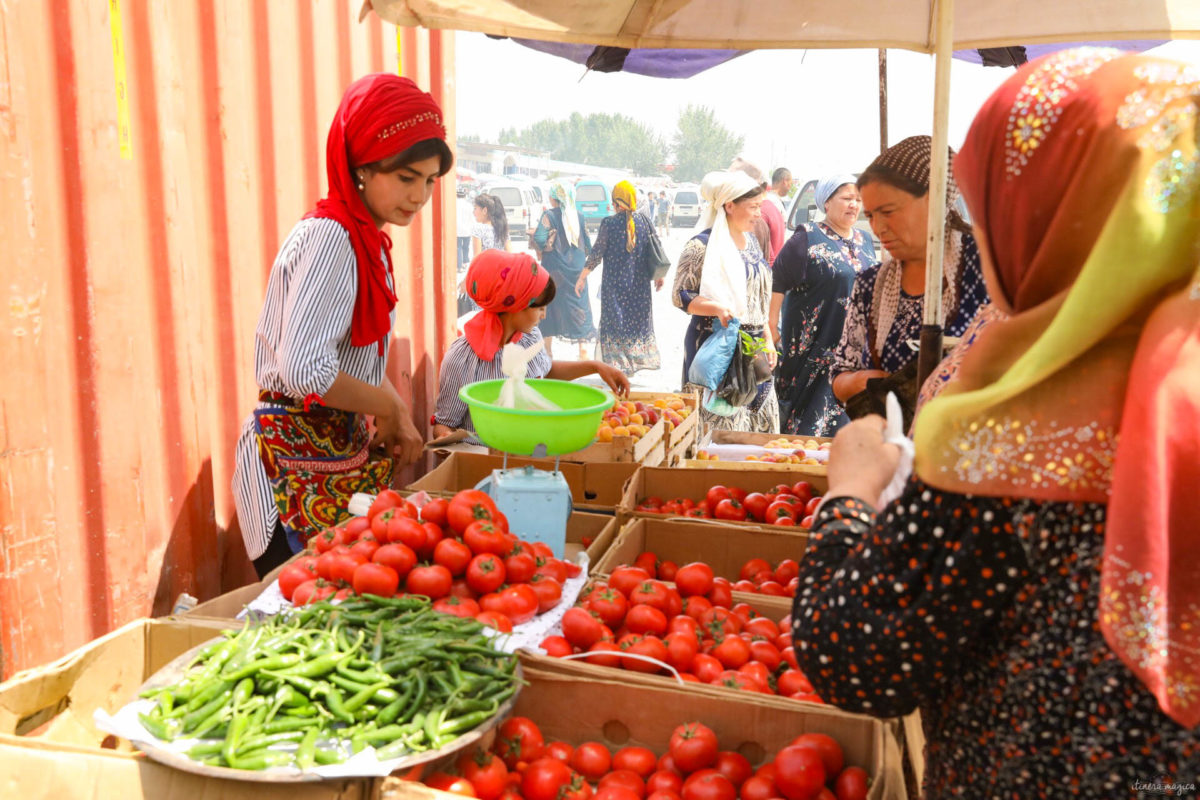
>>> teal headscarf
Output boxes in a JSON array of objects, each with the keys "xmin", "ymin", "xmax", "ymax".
[{"xmin": 550, "ymin": 181, "xmax": 580, "ymax": 248}]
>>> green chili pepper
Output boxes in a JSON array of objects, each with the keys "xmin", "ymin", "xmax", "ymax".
[
  {"xmin": 221, "ymin": 714, "xmax": 250, "ymax": 766},
  {"xmin": 221, "ymin": 653, "xmax": 302, "ymax": 682},
  {"xmin": 295, "ymin": 727, "xmax": 319, "ymax": 769},
  {"xmin": 323, "ymin": 685, "xmax": 353, "ymax": 724},
  {"xmin": 138, "ymin": 711, "xmax": 178, "ymax": 741},
  {"xmin": 182, "ymin": 687, "xmax": 233, "ymax": 732}
]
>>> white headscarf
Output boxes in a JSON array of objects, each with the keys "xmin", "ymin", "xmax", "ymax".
[
  {"xmin": 815, "ymin": 174, "xmax": 858, "ymax": 214},
  {"xmin": 695, "ymin": 170, "xmax": 761, "ymax": 320},
  {"xmin": 549, "ymin": 181, "xmax": 579, "ymax": 248}
]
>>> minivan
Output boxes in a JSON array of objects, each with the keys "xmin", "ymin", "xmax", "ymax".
[
  {"xmin": 486, "ymin": 181, "xmax": 538, "ymax": 241},
  {"xmin": 574, "ymin": 179, "xmax": 612, "ymax": 236},
  {"xmin": 670, "ymin": 187, "xmax": 702, "ymax": 227}
]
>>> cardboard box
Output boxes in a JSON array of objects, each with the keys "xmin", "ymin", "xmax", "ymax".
[
  {"xmin": 187, "ymin": 513, "xmax": 619, "ymax": 620},
  {"xmin": 686, "ymin": 430, "xmax": 831, "ymax": 473},
  {"xmin": 618, "ymin": 466, "xmax": 829, "ymax": 532},
  {"xmin": 410, "ymin": 452, "xmax": 637, "ymax": 512},
  {"xmin": 0, "ymin": 617, "xmax": 369, "ymax": 799},
  {"xmin": 374, "ymin": 666, "xmax": 904, "ymax": 800}
]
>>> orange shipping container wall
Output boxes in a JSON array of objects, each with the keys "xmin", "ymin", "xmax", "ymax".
[{"xmin": 0, "ymin": 1, "xmax": 456, "ymax": 678}]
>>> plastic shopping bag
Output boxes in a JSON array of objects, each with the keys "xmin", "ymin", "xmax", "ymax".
[
  {"xmin": 496, "ymin": 341, "xmax": 561, "ymax": 411},
  {"xmin": 688, "ymin": 318, "xmax": 741, "ymax": 391}
]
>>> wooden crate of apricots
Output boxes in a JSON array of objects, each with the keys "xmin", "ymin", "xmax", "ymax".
[
  {"xmin": 493, "ymin": 391, "xmax": 699, "ymax": 465},
  {"xmin": 687, "ymin": 430, "xmax": 833, "ymax": 474}
]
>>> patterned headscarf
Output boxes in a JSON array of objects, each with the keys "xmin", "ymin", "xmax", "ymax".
[
  {"xmin": 815, "ymin": 174, "xmax": 858, "ymax": 214},
  {"xmin": 550, "ymin": 181, "xmax": 579, "ymax": 248},
  {"xmin": 462, "ymin": 250, "xmax": 549, "ymax": 360},
  {"xmin": 914, "ymin": 49, "xmax": 1200, "ymax": 728},
  {"xmin": 861, "ymin": 135, "xmax": 974, "ymax": 363},
  {"xmin": 612, "ymin": 180, "xmax": 638, "ymax": 252},
  {"xmin": 304, "ymin": 74, "xmax": 446, "ymax": 353}
]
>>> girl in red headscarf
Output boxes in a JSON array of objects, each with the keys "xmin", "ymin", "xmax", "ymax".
[
  {"xmin": 233, "ymin": 74, "xmax": 452, "ymax": 577},
  {"xmin": 433, "ymin": 249, "xmax": 629, "ymax": 437}
]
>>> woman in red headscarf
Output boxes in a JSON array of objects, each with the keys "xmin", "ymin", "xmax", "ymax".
[
  {"xmin": 232, "ymin": 74, "xmax": 453, "ymax": 577},
  {"xmin": 433, "ymin": 249, "xmax": 629, "ymax": 437},
  {"xmin": 792, "ymin": 50, "xmax": 1199, "ymax": 796}
]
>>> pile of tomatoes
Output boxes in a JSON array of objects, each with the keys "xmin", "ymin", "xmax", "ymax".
[
  {"xmin": 277, "ymin": 489, "xmax": 580, "ymax": 631},
  {"xmin": 621, "ymin": 552, "xmax": 801, "ymax": 599},
  {"xmin": 421, "ymin": 716, "xmax": 871, "ymax": 800},
  {"xmin": 538, "ymin": 565, "xmax": 822, "ymax": 702},
  {"xmin": 633, "ymin": 482, "xmax": 823, "ymax": 529}
]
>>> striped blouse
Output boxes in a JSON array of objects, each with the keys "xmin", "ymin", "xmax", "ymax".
[
  {"xmin": 434, "ymin": 330, "xmax": 552, "ymax": 432},
  {"xmin": 231, "ymin": 218, "xmax": 395, "ymax": 560}
]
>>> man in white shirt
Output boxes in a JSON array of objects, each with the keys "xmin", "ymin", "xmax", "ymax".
[{"xmin": 767, "ymin": 167, "xmax": 792, "ymax": 216}]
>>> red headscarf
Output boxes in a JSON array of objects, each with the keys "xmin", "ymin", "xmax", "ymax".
[
  {"xmin": 462, "ymin": 251, "xmax": 550, "ymax": 360},
  {"xmin": 305, "ymin": 74, "xmax": 446, "ymax": 352}
]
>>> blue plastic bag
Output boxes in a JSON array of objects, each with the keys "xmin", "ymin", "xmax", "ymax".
[{"xmin": 688, "ymin": 318, "xmax": 741, "ymax": 391}]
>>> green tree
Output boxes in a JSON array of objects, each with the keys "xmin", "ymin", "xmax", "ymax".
[
  {"xmin": 498, "ymin": 112, "xmax": 666, "ymax": 174},
  {"xmin": 459, "ymin": 133, "xmax": 481, "ymax": 143},
  {"xmin": 670, "ymin": 105, "xmax": 744, "ymax": 183}
]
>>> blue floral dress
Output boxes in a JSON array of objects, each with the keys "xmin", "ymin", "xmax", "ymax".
[
  {"xmin": 584, "ymin": 211, "xmax": 661, "ymax": 375},
  {"xmin": 773, "ymin": 222, "xmax": 876, "ymax": 436}
]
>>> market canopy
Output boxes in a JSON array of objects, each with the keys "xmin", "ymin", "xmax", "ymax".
[{"xmin": 365, "ymin": 0, "xmax": 1200, "ymax": 51}]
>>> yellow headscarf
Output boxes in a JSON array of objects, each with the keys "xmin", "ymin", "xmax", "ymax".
[{"xmin": 612, "ymin": 180, "xmax": 637, "ymax": 252}]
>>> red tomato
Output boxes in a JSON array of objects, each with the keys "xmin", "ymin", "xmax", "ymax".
[
  {"xmin": 747, "ymin": 641, "xmax": 781, "ymax": 672},
  {"xmin": 674, "ymin": 562, "xmax": 715, "ymax": 597},
  {"xmin": 495, "ymin": 717, "xmax": 545, "ymax": 768},
  {"xmin": 765, "ymin": 501, "xmax": 798, "ymax": 525},
  {"xmin": 349, "ymin": 534, "xmax": 381, "ymax": 562},
  {"xmin": 538, "ymin": 634, "xmax": 573, "ymax": 657},
  {"xmin": 546, "ymin": 741, "xmax": 574, "ymax": 763},
  {"xmin": 788, "ymin": 734, "xmax": 843, "ymax": 782},
  {"xmin": 419, "ymin": 522, "xmax": 445, "ymax": 560},
  {"xmin": 647, "ymin": 771, "xmax": 684, "ymax": 796},
  {"xmin": 681, "ymin": 771, "xmax": 736, "ymax": 800},
  {"xmin": 776, "ymin": 670, "xmax": 813, "ymax": 697},
  {"xmin": 613, "ymin": 746, "xmax": 658, "ymax": 779},
  {"xmin": 774, "ymin": 517, "xmax": 798, "ymax": 528},
  {"xmin": 311, "ymin": 527, "xmax": 346, "ymax": 554},
  {"xmin": 774, "ymin": 556, "xmax": 800, "ymax": 584},
  {"xmin": 737, "ymin": 661, "xmax": 772, "ymax": 693},
  {"xmin": 420, "ymin": 497, "xmax": 450, "ymax": 528},
  {"xmin": 278, "ymin": 558, "xmax": 318, "ymax": 601},
  {"xmin": 368, "ymin": 488, "xmax": 405, "ymax": 520},
  {"xmin": 561, "ymin": 607, "xmax": 605, "ymax": 649},
  {"xmin": 742, "ymin": 493, "xmax": 770, "ymax": 522},
  {"xmin": 521, "ymin": 758, "xmax": 574, "ymax": 800},
  {"xmin": 625, "ymin": 603, "xmax": 669, "ymax": 637},
  {"xmin": 529, "ymin": 541, "xmax": 554, "ymax": 559},
  {"xmin": 570, "ymin": 741, "xmax": 612, "ymax": 782},
  {"xmin": 634, "ymin": 551, "xmax": 659, "ymax": 577},
  {"xmin": 595, "ymin": 788, "xmax": 643, "ymax": 800},
  {"xmin": 624, "ymin": 635, "xmax": 670, "ymax": 674},
  {"xmin": 372, "ymin": 542, "xmax": 417, "ymax": 580},
  {"xmin": 706, "ymin": 579, "xmax": 734, "ymax": 609},
  {"xmin": 330, "ymin": 552, "xmax": 367, "ymax": 585},
  {"xmin": 464, "ymin": 521, "xmax": 509, "ymax": 556},
  {"xmin": 771, "ymin": 485, "xmax": 797, "ymax": 499},
  {"xmin": 587, "ymin": 588, "xmax": 629, "ymax": 628},
  {"xmin": 458, "ymin": 750, "xmax": 509, "ymax": 800},
  {"xmin": 534, "ymin": 556, "xmax": 569, "ymax": 584},
  {"xmin": 713, "ymin": 752, "xmax": 753, "ymax": 789},
  {"xmin": 710, "ymin": 636, "xmax": 751, "ymax": 669},
  {"xmin": 705, "ymin": 486, "xmax": 732, "ymax": 509},
  {"xmin": 609, "ymin": 566, "xmax": 652, "ymax": 598},
  {"xmin": 529, "ymin": 575, "xmax": 564, "ymax": 614},
  {"xmin": 738, "ymin": 775, "xmax": 777, "ymax": 800},
  {"xmin": 427, "ymin": 772, "xmax": 478, "ymax": 797},
  {"xmin": 833, "ymin": 767, "xmax": 869, "ymax": 800},
  {"xmin": 628, "ymin": 581, "xmax": 671, "ymax": 612},
  {"xmin": 664, "ymin": 630, "xmax": 701, "ymax": 672},
  {"xmin": 499, "ymin": 584, "xmax": 540, "ymax": 624},
  {"xmin": 466, "ymin": 553, "xmax": 507, "ymax": 595},
  {"xmin": 434, "ymin": 538, "xmax": 473, "ymax": 577},
  {"xmin": 710, "ymin": 671, "xmax": 760, "ymax": 693},
  {"xmin": 738, "ymin": 558, "xmax": 772, "ymax": 582},
  {"xmin": 669, "ymin": 722, "xmax": 719, "ymax": 773},
  {"xmin": 683, "ymin": 595, "xmax": 713, "ymax": 620},
  {"xmin": 658, "ymin": 561, "xmax": 679, "ymax": 584},
  {"xmin": 799, "ymin": 516, "xmax": 814, "ymax": 531},
  {"xmin": 290, "ymin": 578, "xmax": 320, "ymax": 606},
  {"xmin": 713, "ymin": 499, "xmax": 747, "ymax": 522},
  {"xmin": 447, "ymin": 490, "xmax": 499, "ymax": 535},
  {"xmin": 389, "ymin": 516, "xmax": 428, "ymax": 550},
  {"xmin": 647, "ymin": 792, "xmax": 682, "ymax": 800},
  {"xmin": 352, "ymin": 562, "xmax": 399, "ymax": 597},
  {"xmin": 758, "ymin": 580, "xmax": 788, "ymax": 597},
  {"xmin": 689, "ymin": 652, "xmax": 723, "ymax": 683},
  {"xmin": 583, "ymin": 640, "xmax": 623, "ymax": 669},
  {"xmin": 804, "ymin": 496, "xmax": 822, "ymax": 516},
  {"xmin": 433, "ymin": 595, "xmax": 481, "ymax": 618},
  {"xmin": 790, "ymin": 481, "xmax": 814, "ymax": 503},
  {"xmin": 475, "ymin": 610, "xmax": 513, "ymax": 632},
  {"xmin": 504, "ymin": 551, "xmax": 537, "ymax": 584},
  {"xmin": 772, "ymin": 746, "xmax": 826, "ymax": 800},
  {"xmin": 599, "ymin": 769, "xmax": 646, "ymax": 799},
  {"xmin": 406, "ymin": 564, "xmax": 453, "ymax": 599}
]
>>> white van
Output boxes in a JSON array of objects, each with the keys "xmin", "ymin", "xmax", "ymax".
[
  {"xmin": 670, "ymin": 187, "xmax": 702, "ymax": 228},
  {"xmin": 485, "ymin": 180, "xmax": 538, "ymax": 241}
]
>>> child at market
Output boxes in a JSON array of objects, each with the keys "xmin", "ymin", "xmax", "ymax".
[{"xmin": 433, "ymin": 249, "xmax": 630, "ymax": 437}]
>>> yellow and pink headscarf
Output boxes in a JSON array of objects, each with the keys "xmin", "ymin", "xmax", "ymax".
[{"xmin": 914, "ymin": 49, "xmax": 1200, "ymax": 728}]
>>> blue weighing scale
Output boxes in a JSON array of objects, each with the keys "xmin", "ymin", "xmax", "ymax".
[{"xmin": 474, "ymin": 453, "xmax": 573, "ymax": 558}]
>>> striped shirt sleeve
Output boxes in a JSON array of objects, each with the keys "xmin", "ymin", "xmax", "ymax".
[
  {"xmin": 435, "ymin": 337, "xmax": 475, "ymax": 429},
  {"xmin": 274, "ymin": 222, "xmax": 356, "ymax": 398}
]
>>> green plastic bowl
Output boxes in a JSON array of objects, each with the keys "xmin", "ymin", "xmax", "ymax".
[{"xmin": 459, "ymin": 379, "xmax": 613, "ymax": 456}]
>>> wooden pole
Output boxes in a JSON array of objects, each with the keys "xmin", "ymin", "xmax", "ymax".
[
  {"xmin": 918, "ymin": 0, "xmax": 955, "ymax": 389},
  {"xmin": 878, "ymin": 49, "xmax": 888, "ymax": 154}
]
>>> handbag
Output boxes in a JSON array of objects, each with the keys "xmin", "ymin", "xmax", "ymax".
[{"xmin": 644, "ymin": 229, "xmax": 672, "ymax": 281}]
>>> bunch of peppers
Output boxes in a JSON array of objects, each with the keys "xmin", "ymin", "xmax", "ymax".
[{"xmin": 137, "ymin": 594, "xmax": 520, "ymax": 770}]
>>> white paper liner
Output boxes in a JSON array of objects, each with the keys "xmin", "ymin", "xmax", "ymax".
[{"xmin": 700, "ymin": 442, "xmax": 829, "ymax": 463}]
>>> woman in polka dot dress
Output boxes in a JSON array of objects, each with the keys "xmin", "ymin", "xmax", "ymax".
[{"xmin": 793, "ymin": 49, "xmax": 1200, "ymax": 799}]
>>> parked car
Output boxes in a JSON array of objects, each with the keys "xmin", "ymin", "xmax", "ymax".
[
  {"xmin": 670, "ymin": 187, "xmax": 702, "ymax": 228},
  {"xmin": 486, "ymin": 180, "xmax": 539, "ymax": 241},
  {"xmin": 574, "ymin": 179, "xmax": 612, "ymax": 236}
]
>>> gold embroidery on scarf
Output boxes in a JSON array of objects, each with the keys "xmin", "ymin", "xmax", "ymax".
[
  {"xmin": 942, "ymin": 415, "xmax": 1117, "ymax": 490},
  {"xmin": 377, "ymin": 111, "xmax": 444, "ymax": 141}
]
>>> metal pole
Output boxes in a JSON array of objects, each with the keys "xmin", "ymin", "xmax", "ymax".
[
  {"xmin": 918, "ymin": 0, "xmax": 955, "ymax": 390},
  {"xmin": 878, "ymin": 49, "xmax": 888, "ymax": 154}
]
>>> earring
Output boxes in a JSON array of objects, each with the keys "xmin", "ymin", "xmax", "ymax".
[{"xmin": 356, "ymin": 173, "xmax": 365, "ymax": 191}]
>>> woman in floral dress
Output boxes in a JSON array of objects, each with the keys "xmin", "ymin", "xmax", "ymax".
[{"xmin": 769, "ymin": 175, "xmax": 876, "ymax": 436}]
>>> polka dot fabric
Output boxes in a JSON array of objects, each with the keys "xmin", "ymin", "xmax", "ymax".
[{"xmin": 793, "ymin": 479, "xmax": 1199, "ymax": 798}]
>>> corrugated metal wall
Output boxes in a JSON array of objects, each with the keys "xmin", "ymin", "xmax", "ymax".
[{"xmin": 0, "ymin": 1, "xmax": 455, "ymax": 678}]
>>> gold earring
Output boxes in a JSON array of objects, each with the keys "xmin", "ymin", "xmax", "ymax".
[{"xmin": 356, "ymin": 173, "xmax": 365, "ymax": 191}]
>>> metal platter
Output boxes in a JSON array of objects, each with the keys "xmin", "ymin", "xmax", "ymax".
[{"xmin": 125, "ymin": 633, "xmax": 522, "ymax": 783}]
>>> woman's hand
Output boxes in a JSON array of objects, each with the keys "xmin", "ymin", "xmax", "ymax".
[
  {"xmin": 654, "ymin": 278, "xmax": 665, "ymax": 291},
  {"xmin": 766, "ymin": 346, "xmax": 778, "ymax": 370},
  {"xmin": 574, "ymin": 269, "xmax": 589, "ymax": 297},
  {"xmin": 714, "ymin": 306, "xmax": 734, "ymax": 327},
  {"xmin": 594, "ymin": 362, "xmax": 631, "ymax": 398},
  {"xmin": 834, "ymin": 369, "xmax": 891, "ymax": 401},
  {"xmin": 431, "ymin": 423, "xmax": 455, "ymax": 440},
  {"xmin": 826, "ymin": 415, "xmax": 901, "ymax": 509}
]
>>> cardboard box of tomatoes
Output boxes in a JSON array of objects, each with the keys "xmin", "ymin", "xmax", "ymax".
[
  {"xmin": 411, "ymin": 453, "xmax": 639, "ymax": 513},
  {"xmin": 618, "ymin": 467, "xmax": 829, "ymax": 532},
  {"xmin": 379, "ymin": 665, "xmax": 905, "ymax": 800},
  {"xmin": 0, "ymin": 617, "xmax": 371, "ymax": 800}
]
